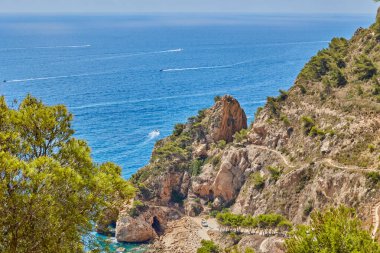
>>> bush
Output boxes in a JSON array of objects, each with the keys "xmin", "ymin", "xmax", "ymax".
[
  {"xmin": 191, "ymin": 159, "xmax": 204, "ymax": 176},
  {"xmin": 217, "ymin": 140, "xmax": 227, "ymax": 149},
  {"xmin": 301, "ymin": 116, "xmax": 315, "ymax": 135},
  {"xmin": 267, "ymin": 166, "xmax": 282, "ymax": 182},
  {"xmin": 366, "ymin": 172, "xmax": 380, "ymax": 186},
  {"xmin": 251, "ymin": 172, "xmax": 265, "ymax": 190},
  {"xmin": 267, "ymin": 97, "xmax": 280, "ymax": 116},
  {"xmin": 154, "ymin": 140, "xmax": 189, "ymax": 160},
  {"xmin": 173, "ymin": 123, "xmax": 185, "ymax": 136},
  {"xmin": 329, "ymin": 68, "xmax": 347, "ymax": 87},
  {"xmin": 278, "ymin": 89, "xmax": 289, "ymax": 101},
  {"xmin": 197, "ymin": 240, "xmax": 221, "ymax": 253},
  {"xmin": 214, "ymin": 95, "xmax": 222, "ymax": 103},
  {"xmin": 129, "ymin": 200, "xmax": 147, "ymax": 217},
  {"xmin": 354, "ymin": 55, "xmax": 377, "ymax": 80},
  {"xmin": 280, "ymin": 114, "xmax": 290, "ymax": 126},
  {"xmin": 298, "ymin": 84, "xmax": 307, "ymax": 94},
  {"xmin": 254, "ymin": 106, "xmax": 263, "ymax": 118},
  {"xmin": 234, "ymin": 129, "xmax": 249, "ymax": 143},
  {"xmin": 170, "ymin": 190, "xmax": 186, "ymax": 205},
  {"xmin": 285, "ymin": 206, "xmax": 380, "ymax": 253}
]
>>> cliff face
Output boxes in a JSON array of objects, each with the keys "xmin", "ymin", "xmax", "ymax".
[{"xmin": 116, "ymin": 10, "xmax": 380, "ymax": 251}]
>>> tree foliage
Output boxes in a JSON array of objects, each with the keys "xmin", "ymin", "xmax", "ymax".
[
  {"xmin": 0, "ymin": 95, "xmax": 135, "ymax": 253},
  {"xmin": 285, "ymin": 206, "xmax": 380, "ymax": 253},
  {"xmin": 216, "ymin": 211, "xmax": 292, "ymax": 235},
  {"xmin": 197, "ymin": 240, "xmax": 221, "ymax": 253}
]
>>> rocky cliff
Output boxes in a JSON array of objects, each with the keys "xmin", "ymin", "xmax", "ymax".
[{"xmin": 113, "ymin": 10, "xmax": 380, "ymax": 252}]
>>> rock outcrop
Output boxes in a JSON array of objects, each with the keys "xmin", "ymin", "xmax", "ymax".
[
  {"xmin": 207, "ymin": 95, "xmax": 247, "ymax": 143},
  {"xmin": 120, "ymin": 9, "xmax": 380, "ymax": 252},
  {"xmin": 116, "ymin": 205, "xmax": 181, "ymax": 243}
]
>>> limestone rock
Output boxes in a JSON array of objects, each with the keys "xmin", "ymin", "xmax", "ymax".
[
  {"xmin": 116, "ymin": 215, "xmax": 155, "ymax": 243},
  {"xmin": 207, "ymin": 95, "xmax": 247, "ymax": 143},
  {"xmin": 116, "ymin": 206, "xmax": 176, "ymax": 243}
]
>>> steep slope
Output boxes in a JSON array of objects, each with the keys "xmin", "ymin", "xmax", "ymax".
[{"xmin": 114, "ymin": 9, "xmax": 380, "ymax": 252}]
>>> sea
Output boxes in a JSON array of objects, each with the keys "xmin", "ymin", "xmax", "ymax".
[{"xmin": 0, "ymin": 12, "xmax": 374, "ymax": 252}]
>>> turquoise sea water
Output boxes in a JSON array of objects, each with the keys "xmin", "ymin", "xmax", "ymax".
[{"xmin": 0, "ymin": 13, "xmax": 374, "ymax": 252}]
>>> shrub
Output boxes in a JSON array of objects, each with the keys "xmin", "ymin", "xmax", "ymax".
[
  {"xmin": 278, "ymin": 89, "xmax": 289, "ymax": 101},
  {"xmin": 309, "ymin": 126, "xmax": 327, "ymax": 137},
  {"xmin": 129, "ymin": 200, "xmax": 147, "ymax": 217},
  {"xmin": 329, "ymin": 68, "xmax": 347, "ymax": 87},
  {"xmin": 366, "ymin": 172, "xmax": 380, "ymax": 186},
  {"xmin": 301, "ymin": 116, "xmax": 315, "ymax": 135},
  {"xmin": 267, "ymin": 97, "xmax": 280, "ymax": 116},
  {"xmin": 369, "ymin": 144, "xmax": 376, "ymax": 153},
  {"xmin": 299, "ymin": 49, "xmax": 332, "ymax": 81},
  {"xmin": 197, "ymin": 240, "xmax": 221, "ymax": 253},
  {"xmin": 267, "ymin": 166, "xmax": 282, "ymax": 182},
  {"xmin": 298, "ymin": 84, "xmax": 307, "ymax": 94},
  {"xmin": 280, "ymin": 114, "xmax": 290, "ymax": 126},
  {"xmin": 154, "ymin": 140, "xmax": 189, "ymax": 160},
  {"xmin": 303, "ymin": 200, "xmax": 314, "ymax": 216},
  {"xmin": 251, "ymin": 172, "xmax": 265, "ymax": 190},
  {"xmin": 191, "ymin": 159, "xmax": 204, "ymax": 176},
  {"xmin": 285, "ymin": 206, "xmax": 380, "ymax": 253},
  {"xmin": 356, "ymin": 85, "xmax": 364, "ymax": 96},
  {"xmin": 217, "ymin": 140, "xmax": 227, "ymax": 149},
  {"xmin": 170, "ymin": 190, "xmax": 186, "ymax": 205},
  {"xmin": 210, "ymin": 210, "xmax": 219, "ymax": 218},
  {"xmin": 254, "ymin": 106, "xmax": 263, "ymax": 118},
  {"xmin": 354, "ymin": 55, "xmax": 377, "ymax": 80},
  {"xmin": 214, "ymin": 95, "xmax": 222, "ymax": 103},
  {"xmin": 173, "ymin": 123, "xmax": 185, "ymax": 136},
  {"xmin": 234, "ymin": 129, "xmax": 249, "ymax": 143}
]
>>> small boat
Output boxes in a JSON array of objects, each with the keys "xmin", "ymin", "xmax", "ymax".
[
  {"xmin": 3, "ymin": 80, "xmax": 6, "ymax": 83},
  {"xmin": 159, "ymin": 69, "xmax": 164, "ymax": 72}
]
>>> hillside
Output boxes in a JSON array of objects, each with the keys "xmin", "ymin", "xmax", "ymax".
[{"xmin": 110, "ymin": 9, "xmax": 380, "ymax": 253}]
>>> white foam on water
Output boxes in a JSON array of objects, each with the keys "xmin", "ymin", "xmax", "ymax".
[
  {"xmin": 6, "ymin": 71, "xmax": 111, "ymax": 83},
  {"xmin": 0, "ymin": 44, "xmax": 91, "ymax": 51},
  {"xmin": 93, "ymin": 48, "xmax": 183, "ymax": 60},
  {"xmin": 161, "ymin": 60, "xmax": 250, "ymax": 72},
  {"xmin": 148, "ymin": 130, "xmax": 160, "ymax": 140}
]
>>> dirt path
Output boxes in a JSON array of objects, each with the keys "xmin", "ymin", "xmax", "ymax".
[
  {"xmin": 191, "ymin": 216, "xmax": 219, "ymax": 240},
  {"xmin": 251, "ymin": 144, "xmax": 380, "ymax": 237},
  {"xmin": 251, "ymin": 145, "xmax": 296, "ymax": 168},
  {"xmin": 372, "ymin": 203, "xmax": 380, "ymax": 239}
]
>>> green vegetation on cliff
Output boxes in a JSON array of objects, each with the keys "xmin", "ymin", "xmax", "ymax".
[
  {"xmin": 286, "ymin": 206, "xmax": 380, "ymax": 253},
  {"xmin": 216, "ymin": 211, "xmax": 292, "ymax": 234},
  {"xmin": 0, "ymin": 95, "xmax": 135, "ymax": 253}
]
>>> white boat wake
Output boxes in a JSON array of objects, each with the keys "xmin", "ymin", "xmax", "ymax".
[
  {"xmin": 161, "ymin": 60, "xmax": 250, "ymax": 72},
  {"xmin": 5, "ymin": 71, "xmax": 111, "ymax": 83},
  {"xmin": 148, "ymin": 130, "xmax": 160, "ymax": 140},
  {"xmin": 0, "ymin": 44, "xmax": 91, "ymax": 51},
  {"xmin": 93, "ymin": 48, "xmax": 183, "ymax": 60}
]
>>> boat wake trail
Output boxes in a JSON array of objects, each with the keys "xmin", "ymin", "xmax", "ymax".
[
  {"xmin": 94, "ymin": 48, "xmax": 183, "ymax": 60},
  {"xmin": 161, "ymin": 60, "xmax": 250, "ymax": 72},
  {"xmin": 6, "ymin": 72, "xmax": 111, "ymax": 83},
  {"xmin": 148, "ymin": 130, "xmax": 160, "ymax": 140},
  {"xmin": 0, "ymin": 44, "xmax": 91, "ymax": 51}
]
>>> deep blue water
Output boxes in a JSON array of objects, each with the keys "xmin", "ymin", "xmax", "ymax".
[{"xmin": 0, "ymin": 13, "xmax": 374, "ymax": 252}]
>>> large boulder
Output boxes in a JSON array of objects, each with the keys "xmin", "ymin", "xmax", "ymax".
[
  {"xmin": 116, "ymin": 205, "xmax": 181, "ymax": 243},
  {"xmin": 207, "ymin": 95, "xmax": 247, "ymax": 143},
  {"xmin": 116, "ymin": 216, "xmax": 156, "ymax": 243},
  {"xmin": 211, "ymin": 148, "xmax": 250, "ymax": 202}
]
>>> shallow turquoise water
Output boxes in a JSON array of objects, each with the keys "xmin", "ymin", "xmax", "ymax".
[{"xmin": 0, "ymin": 13, "xmax": 374, "ymax": 252}]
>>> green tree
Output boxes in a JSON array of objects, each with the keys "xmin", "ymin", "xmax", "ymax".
[
  {"xmin": 0, "ymin": 95, "xmax": 135, "ymax": 253},
  {"xmin": 285, "ymin": 206, "xmax": 380, "ymax": 253},
  {"xmin": 197, "ymin": 240, "xmax": 221, "ymax": 253}
]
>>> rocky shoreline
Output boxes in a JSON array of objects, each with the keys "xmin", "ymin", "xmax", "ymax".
[{"xmin": 100, "ymin": 10, "xmax": 380, "ymax": 252}]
